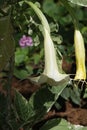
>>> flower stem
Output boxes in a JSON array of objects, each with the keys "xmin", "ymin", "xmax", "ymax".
[
  {"xmin": 25, "ymin": 1, "xmax": 50, "ymax": 33},
  {"xmin": 60, "ymin": 0, "xmax": 79, "ymax": 28}
]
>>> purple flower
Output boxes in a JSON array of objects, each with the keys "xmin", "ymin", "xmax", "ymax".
[{"xmin": 19, "ymin": 35, "xmax": 33, "ymax": 47}]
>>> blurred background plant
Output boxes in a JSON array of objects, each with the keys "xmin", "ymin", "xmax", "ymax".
[
  {"xmin": 7, "ymin": 0, "xmax": 87, "ymax": 79},
  {"xmin": 1, "ymin": 0, "xmax": 87, "ymax": 79},
  {"xmin": 10, "ymin": 0, "xmax": 63, "ymax": 79},
  {"xmin": 1, "ymin": 0, "xmax": 87, "ymax": 78}
]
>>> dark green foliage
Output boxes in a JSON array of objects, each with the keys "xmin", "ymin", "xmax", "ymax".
[
  {"xmin": 14, "ymin": 90, "xmax": 30, "ymax": 121},
  {"xmin": 14, "ymin": 79, "xmax": 68, "ymax": 129},
  {"xmin": 0, "ymin": 93, "xmax": 13, "ymax": 130},
  {"xmin": 0, "ymin": 16, "xmax": 15, "ymax": 71},
  {"xmin": 40, "ymin": 118, "xmax": 87, "ymax": 130},
  {"xmin": 68, "ymin": 0, "xmax": 87, "ymax": 6},
  {"xmin": 61, "ymin": 83, "xmax": 81, "ymax": 105}
]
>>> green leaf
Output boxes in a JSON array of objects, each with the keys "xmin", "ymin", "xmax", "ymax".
[
  {"xmin": 61, "ymin": 87, "xmax": 70, "ymax": 100},
  {"xmin": 0, "ymin": 16, "xmax": 15, "ymax": 71},
  {"xmin": 33, "ymin": 54, "xmax": 41, "ymax": 64},
  {"xmin": 40, "ymin": 118, "xmax": 69, "ymax": 130},
  {"xmin": 52, "ymin": 35, "xmax": 63, "ymax": 44},
  {"xmin": 9, "ymin": 105, "xmax": 33, "ymax": 130},
  {"xmin": 14, "ymin": 90, "xmax": 30, "ymax": 121},
  {"xmin": 9, "ymin": 120, "xmax": 23, "ymax": 130},
  {"xmin": 28, "ymin": 80, "xmax": 68, "ymax": 122},
  {"xmin": 40, "ymin": 118, "xmax": 87, "ymax": 130},
  {"xmin": 14, "ymin": 68, "xmax": 29, "ymax": 80},
  {"xmin": 33, "ymin": 35, "xmax": 40, "ymax": 46},
  {"xmin": 14, "ymin": 79, "xmax": 68, "ymax": 127},
  {"xmin": 15, "ymin": 47, "xmax": 29, "ymax": 66},
  {"xmin": 67, "ymin": 0, "xmax": 87, "ymax": 7},
  {"xmin": 83, "ymin": 87, "xmax": 87, "ymax": 98},
  {"xmin": 42, "ymin": 0, "xmax": 60, "ymax": 21},
  {"xmin": 25, "ymin": 1, "xmax": 50, "ymax": 33},
  {"xmin": 70, "ymin": 86, "xmax": 81, "ymax": 105}
]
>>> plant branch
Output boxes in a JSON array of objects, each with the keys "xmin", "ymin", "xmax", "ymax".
[{"xmin": 60, "ymin": 0, "xmax": 79, "ymax": 29}]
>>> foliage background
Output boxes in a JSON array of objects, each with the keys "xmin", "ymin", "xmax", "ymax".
[{"xmin": 10, "ymin": 0, "xmax": 87, "ymax": 79}]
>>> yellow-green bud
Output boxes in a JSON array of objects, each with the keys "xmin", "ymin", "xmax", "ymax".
[{"xmin": 74, "ymin": 29, "xmax": 86, "ymax": 80}]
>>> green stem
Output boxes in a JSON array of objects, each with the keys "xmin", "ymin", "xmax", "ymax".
[
  {"xmin": 25, "ymin": 1, "xmax": 50, "ymax": 33},
  {"xmin": 60, "ymin": 0, "xmax": 79, "ymax": 28}
]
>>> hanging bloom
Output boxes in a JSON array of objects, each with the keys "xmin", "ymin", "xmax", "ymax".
[
  {"xmin": 26, "ymin": 1, "xmax": 69, "ymax": 85},
  {"xmin": 19, "ymin": 35, "xmax": 33, "ymax": 47},
  {"xmin": 74, "ymin": 29, "xmax": 86, "ymax": 80},
  {"xmin": 41, "ymin": 27, "xmax": 69, "ymax": 85}
]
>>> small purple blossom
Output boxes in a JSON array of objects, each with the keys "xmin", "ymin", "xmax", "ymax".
[{"xmin": 19, "ymin": 35, "xmax": 33, "ymax": 47}]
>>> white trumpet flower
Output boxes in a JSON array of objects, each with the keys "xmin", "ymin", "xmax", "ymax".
[
  {"xmin": 26, "ymin": 1, "xmax": 69, "ymax": 85},
  {"xmin": 74, "ymin": 29, "xmax": 86, "ymax": 80},
  {"xmin": 42, "ymin": 27, "xmax": 69, "ymax": 85}
]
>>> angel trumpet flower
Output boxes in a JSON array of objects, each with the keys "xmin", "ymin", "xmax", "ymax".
[
  {"xmin": 74, "ymin": 29, "xmax": 86, "ymax": 80},
  {"xmin": 42, "ymin": 27, "xmax": 69, "ymax": 85},
  {"xmin": 26, "ymin": 1, "xmax": 69, "ymax": 85}
]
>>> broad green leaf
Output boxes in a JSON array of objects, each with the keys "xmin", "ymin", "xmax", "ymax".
[
  {"xmin": 70, "ymin": 86, "xmax": 81, "ymax": 105},
  {"xmin": 15, "ymin": 47, "xmax": 29, "ymax": 66},
  {"xmin": 14, "ymin": 78, "xmax": 68, "ymax": 127},
  {"xmin": 0, "ymin": 16, "xmax": 15, "ymax": 71},
  {"xmin": 61, "ymin": 85, "xmax": 81, "ymax": 105},
  {"xmin": 43, "ymin": 0, "xmax": 61, "ymax": 21},
  {"xmin": 28, "ymin": 79, "xmax": 68, "ymax": 123},
  {"xmin": 67, "ymin": 0, "xmax": 87, "ymax": 7},
  {"xmin": 40, "ymin": 118, "xmax": 87, "ymax": 130},
  {"xmin": 33, "ymin": 54, "xmax": 41, "ymax": 64},
  {"xmin": 25, "ymin": 1, "xmax": 50, "ymax": 33},
  {"xmin": 14, "ymin": 68, "xmax": 29, "ymax": 80},
  {"xmin": 14, "ymin": 90, "xmax": 30, "ymax": 121},
  {"xmin": 40, "ymin": 119, "xmax": 68, "ymax": 130},
  {"xmin": 9, "ymin": 104, "xmax": 33, "ymax": 130},
  {"xmin": 60, "ymin": 87, "xmax": 70, "ymax": 100},
  {"xmin": 8, "ymin": 120, "xmax": 23, "ymax": 130}
]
